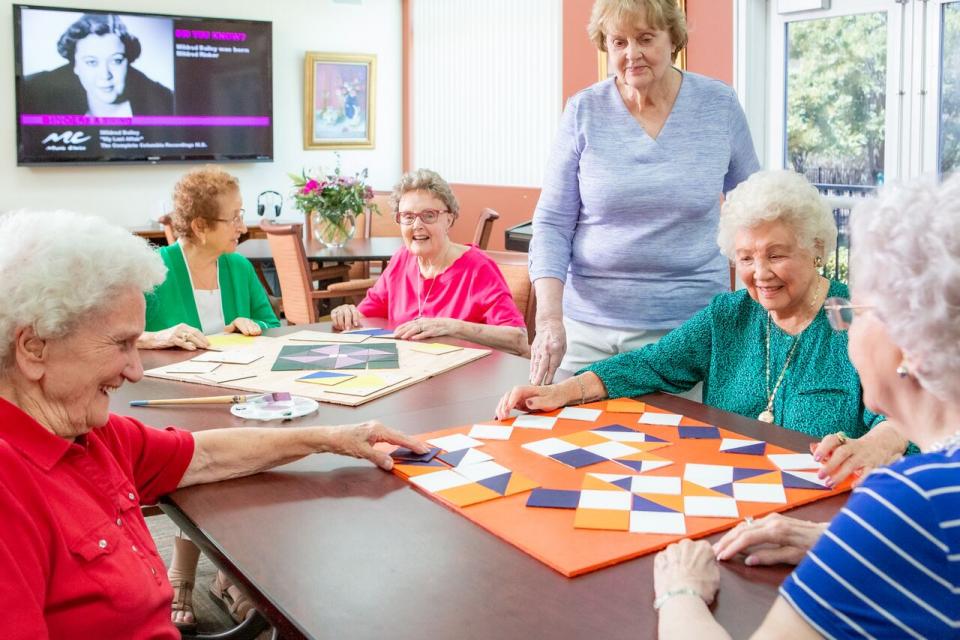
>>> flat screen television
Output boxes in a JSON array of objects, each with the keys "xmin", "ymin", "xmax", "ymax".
[{"xmin": 13, "ymin": 4, "xmax": 273, "ymax": 165}]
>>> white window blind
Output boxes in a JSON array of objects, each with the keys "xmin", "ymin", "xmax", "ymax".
[{"xmin": 411, "ymin": 0, "xmax": 562, "ymax": 187}]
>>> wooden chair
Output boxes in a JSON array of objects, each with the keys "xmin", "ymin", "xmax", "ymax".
[
  {"xmin": 472, "ymin": 208, "xmax": 499, "ymax": 249},
  {"xmin": 158, "ymin": 214, "xmax": 177, "ymax": 245},
  {"xmin": 484, "ymin": 250, "xmax": 536, "ymax": 344},
  {"xmin": 260, "ymin": 220, "xmax": 372, "ymax": 324}
]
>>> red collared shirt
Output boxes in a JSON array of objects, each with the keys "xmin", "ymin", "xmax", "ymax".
[{"xmin": 0, "ymin": 398, "xmax": 195, "ymax": 639}]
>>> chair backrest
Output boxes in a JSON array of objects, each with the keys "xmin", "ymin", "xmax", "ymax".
[
  {"xmin": 367, "ymin": 192, "xmax": 400, "ymax": 238},
  {"xmin": 472, "ymin": 208, "xmax": 500, "ymax": 249},
  {"xmin": 260, "ymin": 220, "xmax": 317, "ymax": 325},
  {"xmin": 484, "ymin": 250, "xmax": 536, "ymax": 343},
  {"xmin": 158, "ymin": 214, "xmax": 177, "ymax": 245}
]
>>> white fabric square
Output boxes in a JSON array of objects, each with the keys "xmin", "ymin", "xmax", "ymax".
[
  {"xmin": 557, "ymin": 407, "xmax": 602, "ymax": 421},
  {"xmin": 629, "ymin": 476, "xmax": 682, "ymax": 495},
  {"xmin": 578, "ymin": 489, "xmax": 632, "ymax": 511},
  {"xmin": 638, "ymin": 412, "xmax": 683, "ymax": 426},
  {"xmin": 410, "ymin": 470, "xmax": 472, "ymax": 493},
  {"xmin": 589, "ymin": 473, "xmax": 630, "ymax": 484},
  {"xmin": 522, "ymin": 438, "xmax": 576, "ymax": 456},
  {"xmin": 732, "ymin": 482, "xmax": 787, "ymax": 504},
  {"xmin": 684, "ymin": 463, "xmax": 734, "ymax": 489},
  {"xmin": 512, "ymin": 415, "xmax": 558, "ymax": 430},
  {"xmin": 768, "ymin": 453, "xmax": 819, "ymax": 470},
  {"xmin": 624, "ymin": 459, "xmax": 674, "ymax": 473},
  {"xmin": 451, "ymin": 448, "xmax": 493, "ymax": 467},
  {"xmin": 600, "ymin": 430, "xmax": 653, "ymax": 443},
  {"xmin": 455, "ymin": 461, "xmax": 511, "ymax": 482},
  {"xmin": 719, "ymin": 438, "xmax": 764, "ymax": 452},
  {"xmin": 427, "ymin": 433, "xmax": 485, "ymax": 452},
  {"xmin": 629, "ymin": 511, "xmax": 687, "ymax": 535},
  {"xmin": 165, "ymin": 361, "xmax": 221, "ymax": 374},
  {"xmin": 683, "ymin": 496, "xmax": 739, "ymax": 518},
  {"xmin": 582, "ymin": 441, "xmax": 640, "ymax": 459},
  {"xmin": 468, "ymin": 424, "xmax": 514, "ymax": 440}
]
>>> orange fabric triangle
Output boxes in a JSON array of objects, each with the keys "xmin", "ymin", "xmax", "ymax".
[
  {"xmin": 563, "ymin": 431, "xmax": 609, "ymax": 447},
  {"xmin": 581, "ymin": 474, "xmax": 623, "ymax": 491},
  {"xmin": 394, "ymin": 464, "xmax": 446, "ymax": 478},
  {"xmin": 736, "ymin": 471, "xmax": 782, "ymax": 485}
]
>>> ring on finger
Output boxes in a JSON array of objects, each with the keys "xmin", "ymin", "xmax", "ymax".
[
  {"xmin": 835, "ymin": 432, "xmax": 848, "ymax": 446},
  {"xmin": 744, "ymin": 516, "xmax": 754, "ymax": 525}
]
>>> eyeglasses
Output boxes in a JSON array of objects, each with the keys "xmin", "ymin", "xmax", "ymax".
[
  {"xmin": 824, "ymin": 296, "xmax": 873, "ymax": 331},
  {"xmin": 213, "ymin": 210, "xmax": 246, "ymax": 227},
  {"xmin": 395, "ymin": 209, "xmax": 449, "ymax": 225}
]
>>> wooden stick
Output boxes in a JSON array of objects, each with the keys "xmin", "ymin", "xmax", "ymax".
[{"xmin": 129, "ymin": 394, "xmax": 251, "ymax": 406}]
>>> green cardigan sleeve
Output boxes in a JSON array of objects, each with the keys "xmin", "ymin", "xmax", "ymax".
[
  {"xmin": 218, "ymin": 253, "xmax": 280, "ymax": 330},
  {"xmin": 578, "ymin": 305, "xmax": 713, "ymax": 399}
]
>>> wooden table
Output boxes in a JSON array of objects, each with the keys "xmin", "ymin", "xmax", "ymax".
[
  {"xmin": 119, "ymin": 326, "xmax": 845, "ymax": 640},
  {"xmin": 236, "ymin": 236, "xmax": 403, "ymax": 264}
]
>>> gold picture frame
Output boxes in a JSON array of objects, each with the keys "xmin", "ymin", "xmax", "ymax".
[
  {"xmin": 303, "ymin": 52, "xmax": 376, "ymax": 150},
  {"xmin": 597, "ymin": 0, "xmax": 686, "ymax": 81}
]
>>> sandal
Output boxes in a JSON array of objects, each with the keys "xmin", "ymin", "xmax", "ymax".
[
  {"xmin": 209, "ymin": 570, "xmax": 256, "ymax": 624},
  {"xmin": 169, "ymin": 576, "xmax": 197, "ymax": 632}
]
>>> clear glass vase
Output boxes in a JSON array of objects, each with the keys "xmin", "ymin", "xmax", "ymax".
[{"xmin": 311, "ymin": 210, "xmax": 356, "ymax": 248}]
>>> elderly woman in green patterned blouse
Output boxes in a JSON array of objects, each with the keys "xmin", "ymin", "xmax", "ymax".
[{"xmin": 497, "ymin": 170, "xmax": 908, "ymax": 486}]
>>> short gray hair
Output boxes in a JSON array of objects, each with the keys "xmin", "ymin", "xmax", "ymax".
[
  {"xmin": 0, "ymin": 210, "xmax": 166, "ymax": 367},
  {"xmin": 389, "ymin": 168, "xmax": 460, "ymax": 220},
  {"xmin": 849, "ymin": 174, "xmax": 960, "ymax": 403},
  {"xmin": 717, "ymin": 170, "xmax": 837, "ymax": 261}
]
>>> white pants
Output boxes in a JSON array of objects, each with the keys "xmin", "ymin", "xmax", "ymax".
[{"xmin": 559, "ymin": 317, "xmax": 703, "ymax": 402}]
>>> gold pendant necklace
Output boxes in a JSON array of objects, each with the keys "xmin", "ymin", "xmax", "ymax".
[{"xmin": 759, "ymin": 278, "xmax": 824, "ymax": 423}]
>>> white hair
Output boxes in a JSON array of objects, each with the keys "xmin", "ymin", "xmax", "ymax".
[
  {"xmin": 849, "ymin": 174, "xmax": 960, "ymax": 404},
  {"xmin": 717, "ymin": 170, "xmax": 838, "ymax": 261},
  {"xmin": 0, "ymin": 210, "xmax": 166, "ymax": 366}
]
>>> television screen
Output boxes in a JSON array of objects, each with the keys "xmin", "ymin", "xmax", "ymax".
[{"xmin": 13, "ymin": 4, "xmax": 273, "ymax": 165}]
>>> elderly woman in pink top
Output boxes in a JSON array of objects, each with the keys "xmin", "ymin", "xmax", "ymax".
[{"xmin": 331, "ymin": 169, "xmax": 529, "ymax": 356}]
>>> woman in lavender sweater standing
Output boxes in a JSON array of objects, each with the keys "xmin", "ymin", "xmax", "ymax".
[{"xmin": 529, "ymin": 0, "xmax": 759, "ymax": 384}]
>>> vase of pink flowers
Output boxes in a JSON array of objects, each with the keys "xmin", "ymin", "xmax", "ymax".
[{"xmin": 290, "ymin": 164, "xmax": 377, "ymax": 248}]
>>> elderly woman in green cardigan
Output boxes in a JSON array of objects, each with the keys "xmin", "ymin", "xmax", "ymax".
[
  {"xmin": 136, "ymin": 166, "xmax": 278, "ymax": 630},
  {"xmin": 497, "ymin": 170, "xmax": 908, "ymax": 487},
  {"xmin": 137, "ymin": 166, "xmax": 279, "ymax": 351}
]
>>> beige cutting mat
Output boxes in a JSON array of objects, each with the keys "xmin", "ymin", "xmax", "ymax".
[{"xmin": 143, "ymin": 331, "xmax": 490, "ymax": 406}]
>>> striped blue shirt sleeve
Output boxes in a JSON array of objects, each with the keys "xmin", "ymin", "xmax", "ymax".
[{"xmin": 780, "ymin": 449, "xmax": 960, "ymax": 640}]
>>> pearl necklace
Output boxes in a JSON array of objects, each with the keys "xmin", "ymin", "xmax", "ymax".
[{"xmin": 925, "ymin": 430, "xmax": 960, "ymax": 454}]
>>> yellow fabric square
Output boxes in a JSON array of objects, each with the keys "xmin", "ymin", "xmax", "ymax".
[
  {"xmin": 504, "ymin": 472, "xmax": 540, "ymax": 496},
  {"xmin": 438, "ymin": 482, "xmax": 502, "ymax": 507},
  {"xmin": 606, "ymin": 399, "xmax": 647, "ymax": 413},
  {"xmin": 563, "ymin": 431, "xmax": 609, "ymax": 447},
  {"xmin": 574, "ymin": 508, "xmax": 630, "ymax": 531}
]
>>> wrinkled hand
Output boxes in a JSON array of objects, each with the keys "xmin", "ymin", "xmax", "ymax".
[
  {"xmin": 225, "ymin": 317, "xmax": 262, "ymax": 336},
  {"xmin": 151, "ymin": 323, "xmax": 209, "ymax": 350},
  {"xmin": 394, "ymin": 317, "xmax": 453, "ymax": 341},
  {"xmin": 331, "ymin": 304, "xmax": 364, "ymax": 331},
  {"xmin": 654, "ymin": 539, "xmax": 719, "ymax": 604},
  {"xmin": 495, "ymin": 384, "xmax": 569, "ymax": 421},
  {"xmin": 713, "ymin": 513, "xmax": 826, "ymax": 566},
  {"xmin": 529, "ymin": 317, "xmax": 566, "ymax": 385},
  {"xmin": 324, "ymin": 421, "xmax": 429, "ymax": 470},
  {"xmin": 812, "ymin": 431, "xmax": 902, "ymax": 487}
]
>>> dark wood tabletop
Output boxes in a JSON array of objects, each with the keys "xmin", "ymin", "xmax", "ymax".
[
  {"xmin": 236, "ymin": 236, "xmax": 404, "ymax": 264},
  {"xmin": 120, "ymin": 324, "xmax": 846, "ymax": 640}
]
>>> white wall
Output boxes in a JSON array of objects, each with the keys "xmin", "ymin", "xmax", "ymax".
[{"xmin": 0, "ymin": 0, "xmax": 402, "ymax": 227}]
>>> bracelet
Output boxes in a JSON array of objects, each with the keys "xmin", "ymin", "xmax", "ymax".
[
  {"xmin": 574, "ymin": 374, "xmax": 587, "ymax": 406},
  {"xmin": 653, "ymin": 587, "xmax": 704, "ymax": 611}
]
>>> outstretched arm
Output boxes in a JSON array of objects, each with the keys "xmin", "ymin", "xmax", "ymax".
[{"xmin": 178, "ymin": 421, "xmax": 427, "ymax": 488}]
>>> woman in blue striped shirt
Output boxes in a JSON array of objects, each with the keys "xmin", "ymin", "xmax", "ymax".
[{"xmin": 652, "ymin": 175, "xmax": 960, "ymax": 639}]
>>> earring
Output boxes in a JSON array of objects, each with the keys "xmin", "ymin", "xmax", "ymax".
[
  {"xmin": 896, "ymin": 363, "xmax": 910, "ymax": 378},
  {"xmin": 815, "ymin": 256, "xmax": 823, "ymax": 268}
]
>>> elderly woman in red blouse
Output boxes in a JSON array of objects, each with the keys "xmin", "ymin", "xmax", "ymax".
[
  {"xmin": 0, "ymin": 210, "xmax": 426, "ymax": 639},
  {"xmin": 331, "ymin": 169, "xmax": 530, "ymax": 356}
]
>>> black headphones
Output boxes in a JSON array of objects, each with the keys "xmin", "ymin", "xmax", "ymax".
[{"xmin": 257, "ymin": 190, "xmax": 283, "ymax": 217}]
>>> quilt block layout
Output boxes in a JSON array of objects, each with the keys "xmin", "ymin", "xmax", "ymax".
[
  {"xmin": 522, "ymin": 424, "xmax": 674, "ymax": 472},
  {"xmin": 271, "ymin": 343, "xmax": 400, "ymax": 371}
]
